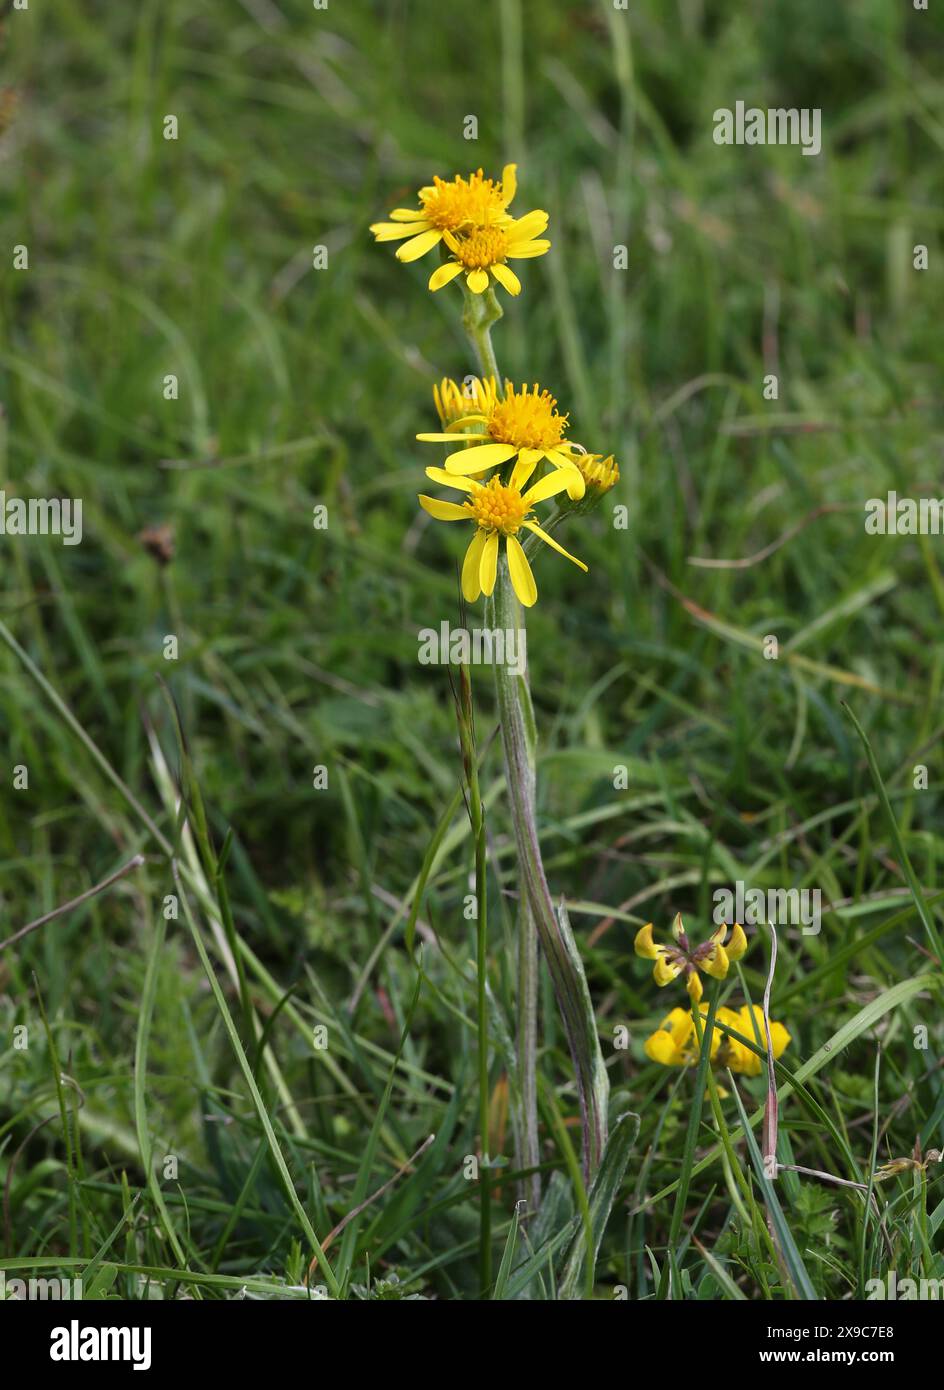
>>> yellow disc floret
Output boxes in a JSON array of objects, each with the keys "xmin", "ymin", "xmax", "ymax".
[
  {"xmin": 451, "ymin": 227, "xmax": 511, "ymax": 270},
  {"xmin": 487, "ymin": 383, "xmax": 568, "ymax": 451},
  {"xmin": 467, "ymin": 478, "xmax": 531, "ymax": 535},
  {"xmin": 419, "ymin": 171, "xmax": 511, "ymax": 231}
]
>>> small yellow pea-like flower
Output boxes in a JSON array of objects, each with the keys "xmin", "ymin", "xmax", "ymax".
[
  {"xmin": 718, "ymin": 1005, "xmax": 791, "ymax": 1076},
  {"xmin": 634, "ymin": 913, "xmax": 747, "ymax": 1002},
  {"xmin": 643, "ymin": 1003, "xmax": 791, "ymax": 1081}
]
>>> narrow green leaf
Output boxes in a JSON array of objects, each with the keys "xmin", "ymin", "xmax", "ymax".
[{"xmin": 557, "ymin": 1110, "xmax": 640, "ymax": 1300}]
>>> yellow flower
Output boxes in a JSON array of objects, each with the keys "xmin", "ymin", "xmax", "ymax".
[
  {"xmin": 417, "ymin": 464, "xmax": 588, "ymax": 608},
  {"xmin": 417, "ymin": 380, "xmax": 586, "ymax": 500},
  {"xmin": 644, "ymin": 1003, "xmax": 790, "ymax": 1080},
  {"xmin": 370, "ymin": 165, "xmax": 519, "ymax": 263},
  {"xmin": 428, "ymin": 209, "xmax": 551, "ymax": 296},
  {"xmin": 634, "ymin": 913, "xmax": 748, "ymax": 1003},
  {"xmin": 718, "ymin": 1005, "xmax": 791, "ymax": 1076},
  {"xmin": 643, "ymin": 1007, "xmax": 704, "ymax": 1067},
  {"xmin": 432, "ymin": 376, "xmax": 499, "ymax": 429},
  {"xmin": 572, "ymin": 453, "xmax": 620, "ymax": 494}
]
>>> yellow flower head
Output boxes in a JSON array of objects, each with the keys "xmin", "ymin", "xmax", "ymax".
[
  {"xmin": 573, "ymin": 452, "xmax": 620, "ymax": 494},
  {"xmin": 644, "ymin": 1003, "xmax": 790, "ymax": 1079},
  {"xmin": 417, "ymin": 380, "xmax": 586, "ymax": 500},
  {"xmin": 429, "ymin": 209, "xmax": 551, "ymax": 297},
  {"xmin": 370, "ymin": 165, "xmax": 519, "ymax": 263},
  {"xmin": 417, "ymin": 463, "xmax": 588, "ymax": 608},
  {"xmin": 432, "ymin": 376, "xmax": 499, "ymax": 429},
  {"xmin": 718, "ymin": 1005, "xmax": 791, "ymax": 1076},
  {"xmin": 634, "ymin": 913, "xmax": 748, "ymax": 1003}
]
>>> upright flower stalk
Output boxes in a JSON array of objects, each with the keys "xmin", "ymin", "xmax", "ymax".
[
  {"xmin": 462, "ymin": 283, "xmax": 503, "ymax": 391},
  {"xmin": 488, "ymin": 562, "xmax": 609, "ymax": 1182},
  {"xmin": 373, "ymin": 163, "xmax": 620, "ymax": 1201},
  {"xmin": 454, "ymin": 661, "xmax": 492, "ymax": 1291}
]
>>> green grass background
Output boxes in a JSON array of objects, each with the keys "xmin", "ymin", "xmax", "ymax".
[{"xmin": 1, "ymin": 0, "xmax": 943, "ymax": 1299}]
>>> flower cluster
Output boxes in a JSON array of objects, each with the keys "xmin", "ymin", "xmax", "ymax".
[
  {"xmin": 416, "ymin": 374, "xmax": 619, "ymax": 606},
  {"xmin": 372, "ymin": 167, "xmax": 620, "ymax": 608},
  {"xmin": 635, "ymin": 913, "xmax": 747, "ymax": 1003},
  {"xmin": 644, "ymin": 1004, "xmax": 791, "ymax": 1078},
  {"xmin": 370, "ymin": 165, "xmax": 549, "ymax": 297}
]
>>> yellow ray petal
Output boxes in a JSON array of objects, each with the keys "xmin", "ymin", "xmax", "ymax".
[
  {"xmin": 501, "ymin": 163, "xmax": 517, "ymax": 206},
  {"xmin": 466, "ymin": 269, "xmax": 490, "ymax": 293},
  {"xmin": 371, "ymin": 221, "xmax": 430, "ymax": 242},
  {"xmin": 522, "ymin": 470, "xmax": 572, "ymax": 506},
  {"xmin": 505, "ymin": 240, "xmax": 551, "ymax": 259},
  {"xmin": 445, "ymin": 441, "xmax": 517, "ymax": 474},
  {"xmin": 506, "ymin": 534, "xmax": 537, "ymax": 607},
  {"xmin": 425, "ymin": 466, "xmax": 475, "ymax": 491},
  {"xmin": 462, "ymin": 529, "xmax": 487, "ymax": 602},
  {"xmin": 446, "ymin": 413, "xmax": 490, "ymax": 429},
  {"xmin": 508, "ymin": 209, "xmax": 549, "ymax": 240},
  {"xmin": 510, "ymin": 449, "xmax": 543, "ymax": 490},
  {"xmin": 541, "ymin": 449, "xmax": 584, "ymax": 500},
  {"xmin": 418, "ymin": 495, "xmax": 472, "ymax": 522},
  {"xmin": 428, "ymin": 261, "xmax": 465, "ymax": 292},
  {"xmin": 480, "ymin": 531, "xmax": 500, "ymax": 595},
  {"xmin": 522, "ymin": 521, "xmax": 588, "ymax": 572},
  {"xmin": 388, "ymin": 209, "xmax": 429, "ymax": 221},
  {"xmin": 416, "ymin": 431, "xmax": 481, "ymax": 443},
  {"xmin": 396, "ymin": 228, "xmax": 444, "ymax": 262},
  {"xmin": 490, "ymin": 263, "xmax": 521, "ymax": 296}
]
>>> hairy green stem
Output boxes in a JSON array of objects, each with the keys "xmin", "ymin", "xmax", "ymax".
[
  {"xmin": 462, "ymin": 285, "xmax": 503, "ymax": 385},
  {"xmin": 463, "ymin": 713, "xmax": 492, "ymax": 1294},
  {"xmin": 461, "ymin": 294, "xmax": 542, "ymax": 1209},
  {"xmin": 490, "ymin": 565, "xmax": 609, "ymax": 1178},
  {"xmin": 516, "ymin": 897, "xmax": 541, "ymax": 1210}
]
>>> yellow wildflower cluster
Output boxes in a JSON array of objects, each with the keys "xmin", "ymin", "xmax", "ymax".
[
  {"xmin": 417, "ymin": 373, "xmax": 619, "ymax": 606},
  {"xmin": 372, "ymin": 168, "xmax": 620, "ymax": 607},
  {"xmin": 370, "ymin": 165, "xmax": 549, "ymax": 297},
  {"xmin": 644, "ymin": 1003, "xmax": 791, "ymax": 1077},
  {"xmin": 635, "ymin": 913, "xmax": 747, "ymax": 1004}
]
